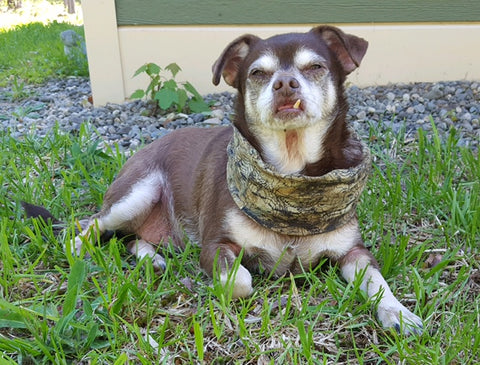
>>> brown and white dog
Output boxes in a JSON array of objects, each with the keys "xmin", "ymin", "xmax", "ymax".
[{"xmin": 71, "ymin": 26, "xmax": 422, "ymax": 334}]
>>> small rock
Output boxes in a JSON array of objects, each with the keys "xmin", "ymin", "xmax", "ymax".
[
  {"xmin": 129, "ymin": 139, "xmax": 140, "ymax": 150},
  {"xmin": 455, "ymin": 88, "xmax": 464, "ymax": 96},
  {"xmin": 425, "ymin": 85, "xmax": 443, "ymax": 99},
  {"xmin": 191, "ymin": 113, "xmax": 205, "ymax": 123},
  {"xmin": 117, "ymin": 126, "xmax": 132, "ymax": 135},
  {"xmin": 462, "ymin": 121, "xmax": 473, "ymax": 132},
  {"xmin": 462, "ymin": 112, "xmax": 472, "ymax": 122},
  {"xmin": 210, "ymin": 108, "xmax": 225, "ymax": 120},
  {"xmin": 439, "ymin": 109, "xmax": 448, "ymax": 118},
  {"xmin": 202, "ymin": 117, "xmax": 222, "ymax": 125},
  {"xmin": 415, "ymin": 104, "xmax": 426, "ymax": 113},
  {"xmin": 356, "ymin": 110, "xmax": 367, "ymax": 120},
  {"xmin": 128, "ymin": 125, "xmax": 141, "ymax": 138}
]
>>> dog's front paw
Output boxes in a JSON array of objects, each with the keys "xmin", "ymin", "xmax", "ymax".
[
  {"xmin": 377, "ymin": 302, "xmax": 423, "ymax": 335},
  {"xmin": 220, "ymin": 264, "xmax": 253, "ymax": 299}
]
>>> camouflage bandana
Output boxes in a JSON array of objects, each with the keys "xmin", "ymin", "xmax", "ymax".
[{"xmin": 226, "ymin": 127, "xmax": 371, "ymax": 236}]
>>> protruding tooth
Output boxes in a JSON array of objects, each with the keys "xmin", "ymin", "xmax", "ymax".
[{"xmin": 293, "ymin": 99, "xmax": 301, "ymax": 109}]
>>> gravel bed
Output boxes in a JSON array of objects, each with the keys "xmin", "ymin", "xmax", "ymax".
[{"xmin": 1, "ymin": 77, "xmax": 479, "ymax": 152}]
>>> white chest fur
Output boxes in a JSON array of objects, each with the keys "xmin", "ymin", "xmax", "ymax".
[{"xmin": 224, "ymin": 208, "xmax": 361, "ymax": 275}]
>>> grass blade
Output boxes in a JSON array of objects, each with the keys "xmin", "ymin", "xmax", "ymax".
[{"xmin": 63, "ymin": 260, "xmax": 87, "ymax": 316}]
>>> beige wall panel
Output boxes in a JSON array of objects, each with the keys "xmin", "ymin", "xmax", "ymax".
[
  {"xmin": 350, "ymin": 24, "xmax": 480, "ymax": 85},
  {"xmin": 112, "ymin": 24, "xmax": 480, "ymax": 104}
]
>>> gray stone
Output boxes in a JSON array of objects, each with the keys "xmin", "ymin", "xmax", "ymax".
[
  {"xmin": 356, "ymin": 111, "xmax": 367, "ymax": 120},
  {"xmin": 1, "ymin": 77, "xmax": 478, "ymax": 154},
  {"xmin": 415, "ymin": 104, "xmax": 426, "ymax": 113},
  {"xmin": 202, "ymin": 117, "xmax": 223, "ymax": 125},
  {"xmin": 424, "ymin": 85, "xmax": 443, "ymax": 99}
]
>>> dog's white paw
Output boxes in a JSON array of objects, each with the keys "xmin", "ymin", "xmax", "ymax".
[
  {"xmin": 151, "ymin": 253, "xmax": 167, "ymax": 271},
  {"xmin": 220, "ymin": 264, "xmax": 253, "ymax": 299},
  {"xmin": 377, "ymin": 302, "xmax": 423, "ymax": 335},
  {"xmin": 72, "ymin": 235, "xmax": 84, "ymax": 256},
  {"xmin": 128, "ymin": 239, "xmax": 166, "ymax": 271}
]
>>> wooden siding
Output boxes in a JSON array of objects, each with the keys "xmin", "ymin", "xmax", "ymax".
[{"xmin": 115, "ymin": 0, "xmax": 480, "ymax": 26}]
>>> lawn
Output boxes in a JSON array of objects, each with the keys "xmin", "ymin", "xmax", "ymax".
[
  {"xmin": 0, "ymin": 120, "xmax": 478, "ymax": 364},
  {"xmin": 0, "ymin": 0, "xmax": 86, "ymax": 87},
  {"xmin": 1, "ymin": 3, "xmax": 479, "ymax": 364}
]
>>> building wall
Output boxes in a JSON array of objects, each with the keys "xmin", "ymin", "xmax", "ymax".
[{"xmin": 82, "ymin": 0, "xmax": 480, "ymax": 105}]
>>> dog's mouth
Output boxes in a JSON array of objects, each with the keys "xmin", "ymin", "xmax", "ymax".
[{"xmin": 276, "ymin": 98, "xmax": 303, "ymax": 113}]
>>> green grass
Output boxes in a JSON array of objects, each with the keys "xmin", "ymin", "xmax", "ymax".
[
  {"xmin": 1, "ymin": 8, "xmax": 478, "ymax": 362},
  {"xmin": 0, "ymin": 21, "xmax": 88, "ymax": 87},
  {"xmin": 0, "ymin": 120, "xmax": 478, "ymax": 364}
]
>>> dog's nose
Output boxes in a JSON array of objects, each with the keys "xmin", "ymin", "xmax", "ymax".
[{"xmin": 273, "ymin": 76, "xmax": 300, "ymax": 93}]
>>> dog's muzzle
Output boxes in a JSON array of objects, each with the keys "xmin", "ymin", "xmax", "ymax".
[{"xmin": 226, "ymin": 127, "xmax": 371, "ymax": 236}]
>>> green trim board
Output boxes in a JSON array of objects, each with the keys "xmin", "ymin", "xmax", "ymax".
[{"xmin": 115, "ymin": 0, "xmax": 480, "ymax": 26}]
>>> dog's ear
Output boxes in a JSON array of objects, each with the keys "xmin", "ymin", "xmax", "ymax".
[
  {"xmin": 310, "ymin": 26, "xmax": 368, "ymax": 74},
  {"xmin": 212, "ymin": 34, "xmax": 260, "ymax": 88}
]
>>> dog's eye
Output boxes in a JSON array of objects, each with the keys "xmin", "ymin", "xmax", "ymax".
[
  {"xmin": 250, "ymin": 69, "xmax": 266, "ymax": 77},
  {"xmin": 307, "ymin": 64, "xmax": 323, "ymax": 71}
]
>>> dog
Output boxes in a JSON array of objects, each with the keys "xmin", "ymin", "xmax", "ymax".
[{"xmin": 52, "ymin": 26, "xmax": 422, "ymax": 334}]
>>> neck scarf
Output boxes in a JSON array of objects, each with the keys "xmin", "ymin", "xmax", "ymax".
[{"xmin": 226, "ymin": 127, "xmax": 371, "ymax": 236}]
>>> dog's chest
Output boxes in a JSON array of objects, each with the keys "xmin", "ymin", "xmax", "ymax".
[{"xmin": 224, "ymin": 208, "xmax": 360, "ymax": 275}]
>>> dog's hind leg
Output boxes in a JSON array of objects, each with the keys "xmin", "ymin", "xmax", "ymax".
[
  {"xmin": 126, "ymin": 197, "xmax": 184, "ymax": 270},
  {"xmin": 72, "ymin": 171, "xmax": 175, "ymax": 269},
  {"xmin": 126, "ymin": 239, "xmax": 166, "ymax": 270}
]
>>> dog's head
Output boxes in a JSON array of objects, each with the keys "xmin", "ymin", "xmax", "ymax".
[{"xmin": 212, "ymin": 26, "xmax": 368, "ymax": 133}]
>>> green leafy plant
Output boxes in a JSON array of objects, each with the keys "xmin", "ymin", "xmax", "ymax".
[
  {"xmin": 6, "ymin": 76, "xmax": 30, "ymax": 100},
  {"xmin": 0, "ymin": 101, "xmax": 46, "ymax": 123},
  {"xmin": 130, "ymin": 62, "xmax": 210, "ymax": 114}
]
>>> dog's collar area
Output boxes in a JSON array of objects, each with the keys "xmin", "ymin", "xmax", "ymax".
[{"xmin": 226, "ymin": 127, "xmax": 371, "ymax": 236}]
